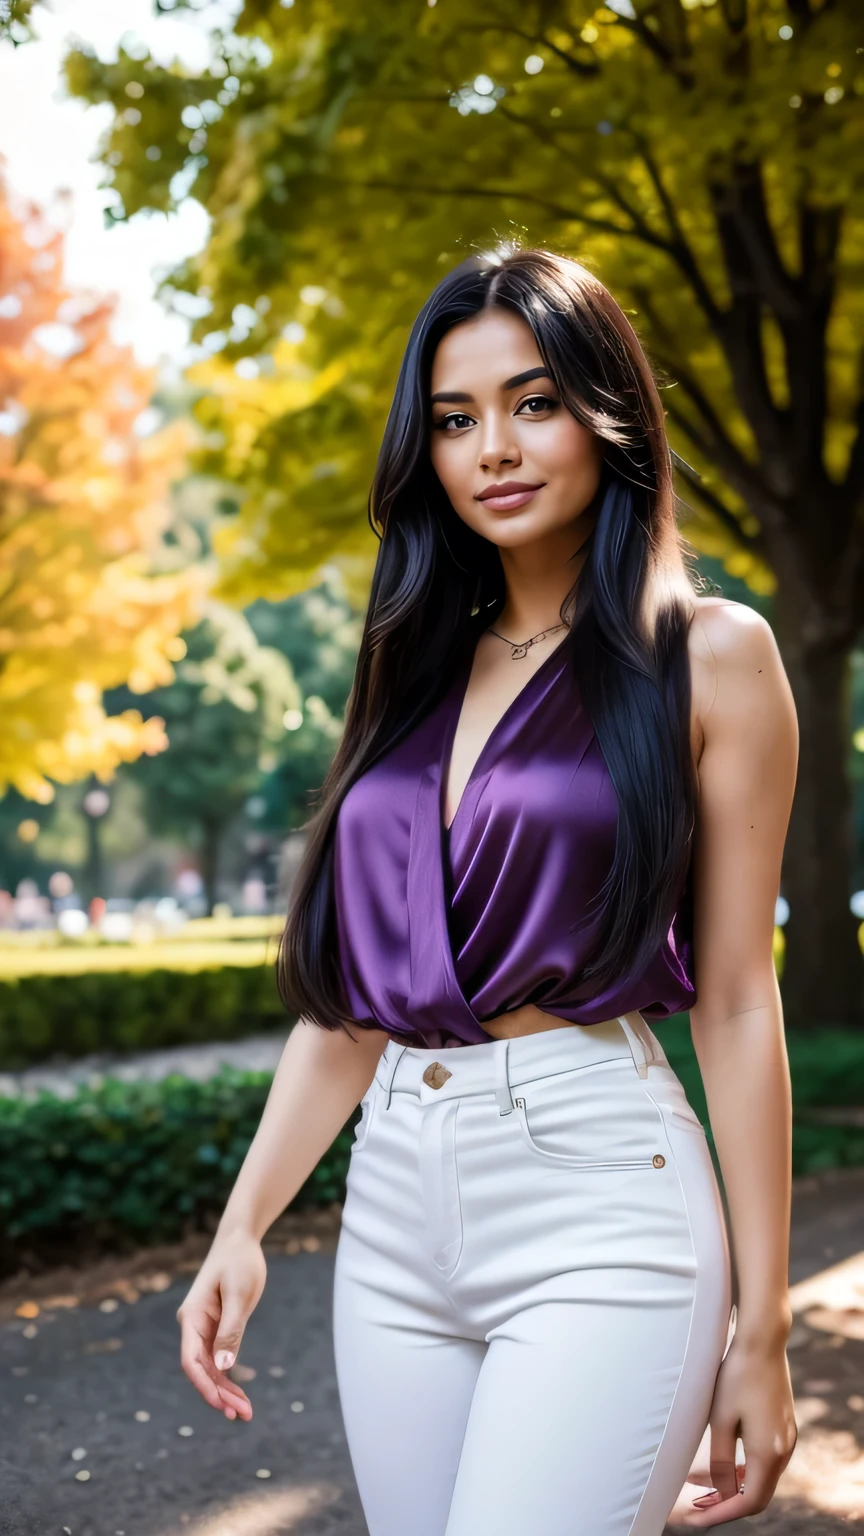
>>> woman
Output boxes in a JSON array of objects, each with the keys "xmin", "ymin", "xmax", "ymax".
[{"xmin": 177, "ymin": 248, "xmax": 799, "ymax": 1533}]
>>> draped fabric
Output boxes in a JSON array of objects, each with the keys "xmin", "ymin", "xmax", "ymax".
[{"xmin": 333, "ymin": 637, "xmax": 696, "ymax": 1049}]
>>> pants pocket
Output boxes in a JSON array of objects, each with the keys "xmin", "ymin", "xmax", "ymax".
[
  {"xmin": 351, "ymin": 1078, "xmax": 381, "ymax": 1154},
  {"xmin": 667, "ymin": 1105, "xmax": 708, "ymax": 1137},
  {"xmin": 510, "ymin": 1065, "xmax": 666, "ymax": 1171}
]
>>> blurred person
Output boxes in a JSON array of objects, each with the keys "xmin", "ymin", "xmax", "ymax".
[
  {"xmin": 177, "ymin": 249, "xmax": 799, "ymax": 1533},
  {"xmin": 14, "ymin": 878, "xmax": 51, "ymax": 929},
  {"xmin": 240, "ymin": 874, "xmax": 268, "ymax": 914}
]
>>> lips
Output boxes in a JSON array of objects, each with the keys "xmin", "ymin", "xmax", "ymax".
[{"xmin": 475, "ymin": 481, "xmax": 545, "ymax": 512}]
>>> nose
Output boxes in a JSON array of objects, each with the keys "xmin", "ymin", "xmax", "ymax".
[{"xmin": 478, "ymin": 413, "xmax": 522, "ymax": 473}]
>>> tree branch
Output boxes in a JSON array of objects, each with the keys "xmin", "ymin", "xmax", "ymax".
[
  {"xmin": 843, "ymin": 343, "xmax": 864, "ymax": 508},
  {"xmin": 630, "ymin": 281, "xmax": 770, "ymax": 507},
  {"xmin": 671, "ymin": 457, "xmax": 764, "ymax": 556},
  {"xmin": 495, "ymin": 105, "xmax": 678, "ymax": 254},
  {"xmin": 629, "ymin": 134, "xmax": 722, "ymax": 327},
  {"xmin": 705, "ymin": 171, "xmax": 792, "ymax": 483},
  {"xmin": 459, "ymin": 17, "xmax": 600, "ymax": 78},
  {"xmin": 661, "ymin": 392, "xmax": 769, "ymax": 523},
  {"xmin": 724, "ymin": 158, "xmax": 801, "ymax": 327},
  {"xmin": 322, "ymin": 173, "xmax": 638, "ymax": 239}
]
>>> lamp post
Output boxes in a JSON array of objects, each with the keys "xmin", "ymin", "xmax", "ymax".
[{"xmin": 82, "ymin": 776, "xmax": 111, "ymax": 904}]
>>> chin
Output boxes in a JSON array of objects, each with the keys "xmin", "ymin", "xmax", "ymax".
[{"xmin": 474, "ymin": 511, "xmax": 565, "ymax": 547}]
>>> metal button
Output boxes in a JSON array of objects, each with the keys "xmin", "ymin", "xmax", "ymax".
[
  {"xmin": 423, "ymin": 1062, "xmax": 452, "ymax": 1089},
  {"xmin": 652, "ymin": 1154, "xmax": 666, "ymax": 1168}
]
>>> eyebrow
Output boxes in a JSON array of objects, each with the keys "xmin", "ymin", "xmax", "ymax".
[{"xmin": 429, "ymin": 366, "xmax": 552, "ymax": 405}]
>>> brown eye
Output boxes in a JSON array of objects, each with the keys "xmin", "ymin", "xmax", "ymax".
[
  {"xmin": 517, "ymin": 395, "xmax": 557, "ymax": 416},
  {"xmin": 436, "ymin": 412, "xmax": 474, "ymax": 431}
]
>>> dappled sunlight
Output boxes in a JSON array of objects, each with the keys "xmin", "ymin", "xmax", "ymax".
[
  {"xmin": 776, "ymin": 1250, "xmax": 864, "ymax": 1516},
  {"xmin": 159, "ymin": 1481, "xmax": 341, "ymax": 1536},
  {"xmin": 789, "ymin": 1249, "xmax": 864, "ymax": 1341},
  {"xmin": 667, "ymin": 1254, "xmax": 864, "ymax": 1525},
  {"xmin": 774, "ymin": 1426, "xmax": 864, "ymax": 1517}
]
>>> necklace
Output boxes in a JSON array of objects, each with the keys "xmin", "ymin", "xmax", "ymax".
[{"xmin": 487, "ymin": 620, "xmax": 569, "ymax": 661}]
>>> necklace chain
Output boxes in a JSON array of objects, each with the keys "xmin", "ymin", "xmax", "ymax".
[{"xmin": 487, "ymin": 620, "xmax": 569, "ymax": 661}]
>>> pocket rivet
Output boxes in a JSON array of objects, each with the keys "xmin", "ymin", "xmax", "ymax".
[{"xmin": 652, "ymin": 1153, "xmax": 666, "ymax": 1168}]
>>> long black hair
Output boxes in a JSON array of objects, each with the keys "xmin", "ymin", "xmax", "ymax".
[{"xmin": 277, "ymin": 246, "xmax": 701, "ymax": 1030}]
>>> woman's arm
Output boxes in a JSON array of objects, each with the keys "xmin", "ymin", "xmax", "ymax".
[
  {"xmin": 681, "ymin": 598, "xmax": 800, "ymax": 1526},
  {"xmin": 177, "ymin": 1016, "xmax": 389, "ymax": 1420},
  {"xmin": 217, "ymin": 1015, "xmax": 389, "ymax": 1242}
]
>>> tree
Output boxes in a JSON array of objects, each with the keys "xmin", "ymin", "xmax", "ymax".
[
  {"xmin": 0, "ymin": 180, "xmax": 204, "ymax": 805},
  {"xmin": 109, "ymin": 602, "xmax": 303, "ymax": 912},
  {"xmin": 66, "ymin": 1, "xmax": 864, "ymax": 1024},
  {"xmin": 244, "ymin": 574, "xmax": 363, "ymax": 830}
]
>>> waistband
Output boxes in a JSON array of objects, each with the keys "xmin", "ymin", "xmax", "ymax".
[{"xmin": 374, "ymin": 1012, "xmax": 668, "ymax": 1117}]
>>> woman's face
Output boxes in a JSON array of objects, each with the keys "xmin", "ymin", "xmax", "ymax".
[{"xmin": 428, "ymin": 307, "xmax": 604, "ymax": 551}]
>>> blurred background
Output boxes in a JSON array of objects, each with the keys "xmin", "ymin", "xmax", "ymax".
[{"xmin": 1, "ymin": 2, "xmax": 863, "ymax": 1529}]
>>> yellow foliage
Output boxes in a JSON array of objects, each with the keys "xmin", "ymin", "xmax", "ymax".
[{"xmin": 0, "ymin": 182, "xmax": 206, "ymax": 800}]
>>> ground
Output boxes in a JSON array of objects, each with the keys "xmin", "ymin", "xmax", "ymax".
[{"xmin": 0, "ymin": 1173, "xmax": 862, "ymax": 1535}]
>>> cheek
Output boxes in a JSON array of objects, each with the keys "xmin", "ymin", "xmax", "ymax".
[
  {"xmin": 540, "ymin": 417, "xmax": 602, "ymax": 483},
  {"xmin": 430, "ymin": 436, "xmax": 472, "ymax": 503}
]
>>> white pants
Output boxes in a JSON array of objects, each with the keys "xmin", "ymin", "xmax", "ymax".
[{"xmin": 332, "ymin": 1013, "xmax": 732, "ymax": 1536}]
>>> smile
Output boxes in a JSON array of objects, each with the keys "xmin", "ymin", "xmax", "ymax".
[{"xmin": 476, "ymin": 482, "xmax": 545, "ymax": 512}]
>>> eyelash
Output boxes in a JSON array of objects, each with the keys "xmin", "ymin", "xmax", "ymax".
[{"xmin": 434, "ymin": 395, "xmax": 559, "ymax": 432}]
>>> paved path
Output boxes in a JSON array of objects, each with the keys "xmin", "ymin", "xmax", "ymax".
[
  {"xmin": 0, "ymin": 1033, "xmax": 290, "ymax": 1101},
  {"xmin": 0, "ymin": 1174, "xmax": 862, "ymax": 1535}
]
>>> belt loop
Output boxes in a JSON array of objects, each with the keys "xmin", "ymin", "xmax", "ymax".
[
  {"xmin": 617, "ymin": 1012, "xmax": 651, "ymax": 1079},
  {"xmin": 380, "ymin": 1041, "xmax": 409, "ymax": 1110},
  {"xmin": 494, "ymin": 1038, "xmax": 514, "ymax": 1115}
]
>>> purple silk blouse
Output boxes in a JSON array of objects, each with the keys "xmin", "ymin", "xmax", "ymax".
[{"xmin": 333, "ymin": 634, "xmax": 696, "ymax": 1050}]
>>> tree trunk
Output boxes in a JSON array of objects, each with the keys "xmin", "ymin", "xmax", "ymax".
[
  {"xmin": 83, "ymin": 813, "xmax": 103, "ymax": 905},
  {"xmin": 200, "ymin": 820, "xmax": 223, "ymax": 916},
  {"xmin": 773, "ymin": 590, "xmax": 863, "ymax": 1029}
]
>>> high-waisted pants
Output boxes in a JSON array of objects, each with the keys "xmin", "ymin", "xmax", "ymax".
[{"xmin": 332, "ymin": 1012, "xmax": 733, "ymax": 1536}]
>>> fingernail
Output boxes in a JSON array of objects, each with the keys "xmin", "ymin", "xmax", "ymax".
[
  {"xmin": 215, "ymin": 1350, "xmax": 235, "ymax": 1371},
  {"xmin": 692, "ymin": 1491, "xmax": 721, "ymax": 1507},
  {"xmin": 225, "ymin": 1408, "xmax": 236, "ymax": 1420}
]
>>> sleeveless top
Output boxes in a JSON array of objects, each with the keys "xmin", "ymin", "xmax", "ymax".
[{"xmin": 332, "ymin": 633, "xmax": 696, "ymax": 1050}]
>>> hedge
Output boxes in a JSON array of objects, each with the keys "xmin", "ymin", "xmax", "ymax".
[
  {"xmin": 0, "ymin": 965, "xmax": 288, "ymax": 1071},
  {"xmin": 0, "ymin": 1067, "xmax": 355, "ymax": 1269},
  {"xmin": 2, "ymin": 1021, "xmax": 864, "ymax": 1267},
  {"xmin": 659, "ymin": 1019, "xmax": 864, "ymax": 1118}
]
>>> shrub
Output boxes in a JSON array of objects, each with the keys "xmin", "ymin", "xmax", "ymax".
[
  {"xmin": 3, "ymin": 1021, "xmax": 864, "ymax": 1269},
  {"xmin": 0, "ymin": 1067, "xmax": 356, "ymax": 1270},
  {"xmin": 0, "ymin": 964, "xmax": 288, "ymax": 1070},
  {"xmin": 657, "ymin": 1018, "xmax": 864, "ymax": 1120}
]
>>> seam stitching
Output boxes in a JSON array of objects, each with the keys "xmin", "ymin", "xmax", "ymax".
[{"xmin": 624, "ymin": 1081, "xmax": 699, "ymax": 1536}]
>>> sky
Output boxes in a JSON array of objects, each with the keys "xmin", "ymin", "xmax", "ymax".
[{"xmin": 0, "ymin": 0, "xmax": 240, "ymax": 367}]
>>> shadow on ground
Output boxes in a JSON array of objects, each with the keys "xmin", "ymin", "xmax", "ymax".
[{"xmin": 0, "ymin": 1173, "xmax": 862, "ymax": 1534}]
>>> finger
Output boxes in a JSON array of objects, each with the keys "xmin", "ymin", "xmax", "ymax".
[
  {"xmin": 689, "ymin": 1455, "xmax": 782, "ymax": 1526},
  {"xmin": 183, "ymin": 1340, "xmax": 253, "ymax": 1419},
  {"xmin": 199, "ymin": 1351, "xmax": 254, "ymax": 1419},
  {"xmin": 180, "ymin": 1322, "xmax": 252, "ymax": 1418},
  {"xmin": 180, "ymin": 1336, "xmax": 225, "ymax": 1412},
  {"xmin": 179, "ymin": 1301, "xmax": 249, "ymax": 1401},
  {"xmin": 729, "ymin": 1449, "xmax": 785, "ymax": 1520},
  {"xmin": 708, "ymin": 1422, "xmax": 741, "ymax": 1502},
  {"xmin": 212, "ymin": 1286, "xmax": 252, "ymax": 1373}
]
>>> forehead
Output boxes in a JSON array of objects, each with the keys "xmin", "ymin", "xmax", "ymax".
[{"xmin": 429, "ymin": 308, "xmax": 543, "ymax": 389}]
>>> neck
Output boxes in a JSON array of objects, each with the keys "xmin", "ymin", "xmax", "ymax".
[{"xmin": 494, "ymin": 517, "xmax": 594, "ymax": 638}]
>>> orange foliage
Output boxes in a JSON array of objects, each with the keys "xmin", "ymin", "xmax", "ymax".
[{"xmin": 0, "ymin": 181, "xmax": 204, "ymax": 801}]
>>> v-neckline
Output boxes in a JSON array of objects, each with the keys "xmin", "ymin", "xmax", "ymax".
[{"xmin": 441, "ymin": 630, "xmax": 572, "ymax": 837}]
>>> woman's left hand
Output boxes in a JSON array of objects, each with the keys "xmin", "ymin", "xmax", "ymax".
[{"xmin": 671, "ymin": 1335, "xmax": 798, "ymax": 1528}]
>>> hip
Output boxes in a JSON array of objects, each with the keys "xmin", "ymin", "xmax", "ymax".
[{"xmin": 342, "ymin": 1012, "xmax": 730, "ymax": 1299}]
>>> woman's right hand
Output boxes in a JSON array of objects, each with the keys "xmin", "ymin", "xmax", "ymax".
[{"xmin": 176, "ymin": 1228, "xmax": 267, "ymax": 1422}]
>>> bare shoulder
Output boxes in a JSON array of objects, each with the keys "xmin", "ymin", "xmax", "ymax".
[
  {"xmin": 686, "ymin": 593, "xmax": 797, "ymax": 744},
  {"xmin": 688, "ymin": 592, "xmax": 775, "ymax": 673}
]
